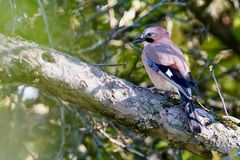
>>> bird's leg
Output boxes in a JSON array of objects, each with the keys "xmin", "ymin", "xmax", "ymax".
[
  {"xmin": 147, "ymin": 86, "xmax": 157, "ymax": 93},
  {"xmin": 147, "ymin": 86, "xmax": 168, "ymax": 95}
]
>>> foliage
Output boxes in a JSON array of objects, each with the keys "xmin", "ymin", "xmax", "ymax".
[{"xmin": 0, "ymin": 0, "xmax": 240, "ymax": 159}]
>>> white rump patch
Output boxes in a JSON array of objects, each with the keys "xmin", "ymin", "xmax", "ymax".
[{"xmin": 166, "ymin": 69, "xmax": 173, "ymax": 77}]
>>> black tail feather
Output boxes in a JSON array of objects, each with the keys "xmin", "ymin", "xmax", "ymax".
[{"xmin": 180, "ymin": 92, "xmax": 202, "ymax": 133}]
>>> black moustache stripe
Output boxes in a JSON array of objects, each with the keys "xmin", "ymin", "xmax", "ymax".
[{"xmin": 145, "ymin": 38, "xmax": 154, "ymax": 43}]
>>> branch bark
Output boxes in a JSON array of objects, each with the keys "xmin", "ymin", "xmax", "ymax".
[{"xmin": 0, "ymin": 34, "xmax": 239, "ymax": 158}]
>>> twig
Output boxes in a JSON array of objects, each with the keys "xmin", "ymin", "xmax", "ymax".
[
  {"xmin": 57, "ymin": 105, "xmax": 66, "ymax": 159},
  {"xmin": 88, "ymin": 113, "xmax": 146, "ymax": 158},
  {"xmin": 209, "ymin": 65, "xmax": 229, "ymax": 115},
  {"xmin": 101, "ymin": 126, "xmax": 146, "ymax": 158},
  {"xmin": 93, "ymin": 133, "xmax": 117, "ymax": 160},
  {"xmin": 9, "ymin": 0, "xmax": 16, "ymax": 33},
  {"xmin": 196, "ymin": 98, "xmax": 210, "ymax": 112},
  {"xmin": 92, "ymin": 62, "xmax": 126, "ymax": 67},
  {"xmin": 207, "ymin": 98, "xmax": 240, "ymax": 110},
  {"xmin": 199, "ymin": 65, "xmax": 240, "ymax": 84},
  {"xmin": 88, "ymin": 112, "xmax": 117, "ymax": 160},
  {"xmin": 98, "ymin": 126, "xmax": 146, "ymax": 157},
  {"xmin": 98, "ymin": 128, "xmax": 125, "ymax": 148},
  {"xmin": 37, "ymin": 0, "xmax": 53, "ymax": 47},
  {"xmin": 78, "ymin": 1, "xmax": 188, "ymax": 54},
  {"xmin": 87, "ymin": 2, "xmax": 122, "ymax": 22}
]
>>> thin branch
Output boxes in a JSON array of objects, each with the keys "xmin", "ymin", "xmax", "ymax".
[
  {"xmin": 88, "ymin": 113, "xmax": 117, "ymax": 160},
  {"xmin": 198, "ymin": 65, "xmax": 240, "ymax": 84},
  {"xmin": 92, "ymin": 62, "xmax": 126, "ymax": 67},
  {"xmin": 209, "ymin": 65, "xmax": 229, "ymax": 116},
  {"xmin": 9, "ymin": 0, "xmax": 16, "ymax": 33},
  {"xmin": 78, "ymin": 1, "xmax": 188, "ymax": 54},
  {"xmin": 87, "ymin": 1, "xmax": 122, "ymax": 22},
  {"xmin": 57, "ymin": 105, "xmax": 66, "ymax": 159},
  {"xmin": 37, "ymin": 0, "xmax": 53, "ymax": 47},
  {"xmin": 89, "ymin": 113, "xmax": 146, "ymax": 158},
  {"xmin": 207, "ymin": 99, "xmax": 240, "ymax": 110},
  {"xmin": 98, "ymin": 125, "xmax": 146, "ymax": 158},
  {"xmin": 93, "ymin": 133, "xmax": 117, "ymax": 160}
]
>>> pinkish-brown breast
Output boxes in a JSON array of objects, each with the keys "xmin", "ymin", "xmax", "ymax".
[{"xmin": 141, "ymin": 51, "xmax": 178, "ymax": 93}]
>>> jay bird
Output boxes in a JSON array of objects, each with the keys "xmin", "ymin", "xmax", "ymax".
[{"xmin": 133, "ymin": 26, "xmax": 202, "ymax": 133}]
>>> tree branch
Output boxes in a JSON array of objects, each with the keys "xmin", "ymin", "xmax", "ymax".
[{"xmin": 0, "ymin": 34, "xmax": 239, "ymax": 158}]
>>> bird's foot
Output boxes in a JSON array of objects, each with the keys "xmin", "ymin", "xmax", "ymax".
[{"xmin": 147, "ymin": 86, "xmax": 158, "ymax": 93}]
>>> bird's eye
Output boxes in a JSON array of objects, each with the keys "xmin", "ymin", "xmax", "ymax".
[{"xmin": 147, "ymin": 33, "xmax": 152, "ymax": 38}]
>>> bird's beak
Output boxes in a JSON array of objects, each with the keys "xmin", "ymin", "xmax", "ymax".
[{"xmin": 133, "ymin": 37, "xmax": 144, "ymax": 43}]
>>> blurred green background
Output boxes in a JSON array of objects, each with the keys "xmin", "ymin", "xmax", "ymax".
[{"xmin": 0, "ymin": 0, "xmax": 240, "ymax": 159}]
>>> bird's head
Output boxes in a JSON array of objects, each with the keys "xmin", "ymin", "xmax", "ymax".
[{"xmin": 133, "ymin": 26, "xmax": 170, "ymax": 46}]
